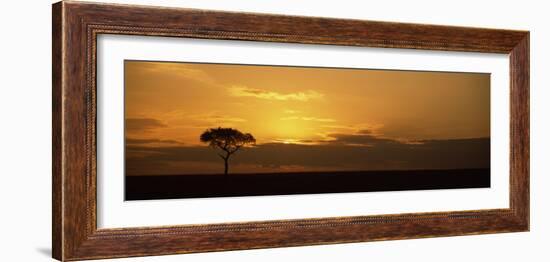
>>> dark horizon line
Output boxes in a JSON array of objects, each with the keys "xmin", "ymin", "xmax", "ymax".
[
  {"xmin": 126, "ymin": 167, "xmax": 490, "ymax": 177},
  {"xmin": 126, "ymin": 136, "xmax": 491, "ymax": 147}
]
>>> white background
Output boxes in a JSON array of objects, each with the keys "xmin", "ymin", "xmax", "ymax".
[{"xmin": 0, "ymin": 0, "xmax": 547, "ymax": 261}]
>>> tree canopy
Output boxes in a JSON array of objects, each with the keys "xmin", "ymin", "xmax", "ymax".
[{"xmin": 200, "ymin": 127, "xmax": 256, "ymax": 175}]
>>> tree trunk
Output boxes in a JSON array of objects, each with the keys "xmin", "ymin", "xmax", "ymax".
[{"xmin": 224, "ymin": 157, "xmax": 229, "ymax": 175}]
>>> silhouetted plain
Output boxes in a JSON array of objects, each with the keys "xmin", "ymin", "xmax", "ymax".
[{"xmin": 126, "ymin": 168, "xmax": 490, "ymax": 200}]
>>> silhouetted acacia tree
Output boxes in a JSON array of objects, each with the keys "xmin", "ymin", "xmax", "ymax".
[{"xmin": 200, "ymin": 127, "xmax": 256, "ymax": 175}]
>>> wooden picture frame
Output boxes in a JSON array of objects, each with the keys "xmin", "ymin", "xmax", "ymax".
[{"xmin": 52, "ymin": 1, "xmax": 529, "ymax": 261}]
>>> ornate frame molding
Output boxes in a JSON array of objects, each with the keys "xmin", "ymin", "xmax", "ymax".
[{"xmin": 53, "ymin": 1, "xmax": 529, "ymax": 261}]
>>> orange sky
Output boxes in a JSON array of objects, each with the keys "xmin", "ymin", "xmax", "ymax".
[
  {"xmin": 125, "ymin": 61, "xmax": 489, "ymax": 146},
  {"xmin": 124, "ymin": 60, "xmax": 490, "ymax": 175}
]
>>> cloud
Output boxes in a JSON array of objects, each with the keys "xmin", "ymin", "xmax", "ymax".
[
  {"xmin": 126, "ymin": 118, "xmax": 166, "ymax": 132},
  {"xmin": 320, "ymin": 125, "xmax": 357, "ymax": 130},
  {"xmin": 228, "ymin": 86, "xmax": 324, "ymax": 101},
  {"xmin": 126, "ymin": 138, "xmax": 183, "ymax": 145},
  {"xmin": 189, "ymin": 113, "xmax": 247, "ymax": 123},
  {"xmin": 280, "ymin": 116, "xmax": 336, "ymax": 122},
  {"xmin": 324, "ymin": 132, "xmax": 395, "ymax": 146},
  {"xmin": 319, "ymin": 129, "xmax": 400, "ymax": 146},
  {"xmin": 133, "ymin": 62, "xmax": 217, "ymax": 86},
  {"xmin": 320, "ymin": 123, "xmax": 385, "ymax": 134}
]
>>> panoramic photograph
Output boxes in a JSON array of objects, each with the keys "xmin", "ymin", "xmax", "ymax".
[{"xmin": 124, "ymin": 60, "xmax": 490, "ymax": 200}]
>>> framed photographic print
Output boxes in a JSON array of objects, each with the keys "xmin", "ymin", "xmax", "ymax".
[
  {"xmin": 123, "ymin": 60, "xmax": 492, "ymax": 201},
  {"xmin": 52, "ymin": 1, "xmax": 529, "ymax": 261}
]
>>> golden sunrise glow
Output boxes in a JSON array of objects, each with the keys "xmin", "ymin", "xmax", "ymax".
[{"xmin": 125, "ymin": 61, "xmax": 490, "ymax": 147}]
